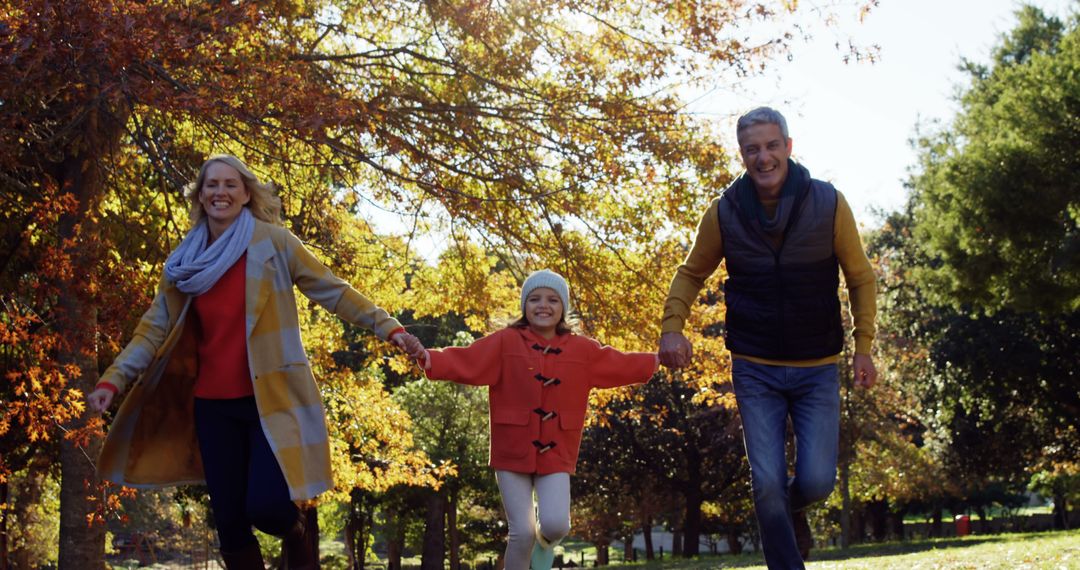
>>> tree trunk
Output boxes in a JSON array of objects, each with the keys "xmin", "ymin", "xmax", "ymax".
[
  {"xmin": 1053, "ymin": 492, "xmax": 1069, "ymax": 530},
  {"xmin": 54, "ymin": 97, "xmax": 129, "ymax": 570},
  {"xmin": 420, "ymin": 492, "xmax": 446, "ymax": 570},
  {"xmin": 346, "ymin": 489, "xmax": 368, "ymax": 570},
  {"xmin": 448, "ymin": 487, "xmax": 460, "ymax": 570},
  {"xmin": 931, "ymin": 506, "xmax": 943, "ymax": 538},
  {"xmin": 57, "ymin": 346, "xmax": 105, "ymax": 569},
  {"xmin": 839, "ymin": 460, "xmax": 851, "ymax": 548},
  {"xmin": 848, "ymin": 507, "xmax": 863, "ymax": 545},
  {"xmin": 594, "ymin": 544, "xmax": 608, "ymax": 566},
  {"xmin": 671, "ymin": 530, "xmax": 682, "ymax": 557},
  {"xmin": 890, "ymin": 506, "xmax": 906, "ymax": 541},
  {"xmin": 726, "ymin": 528, "xmax": 743, "ymax": 555},
  {"xmin": 682, "ymin": 486, "xmax": 703, "ymax": 557},
  {"xmin": 621, "ymin": 528, "xmax": 634, "ymax": 562},
  {"xmin": 383, "ymin": 501, "xmax": 403, "ymax": 570},
  {"xmin": 387, "ymin": 523, "xmax": 404, "ymax": 570},
  {"xmin": 344, "ymin": 518, "xmax": 358, "ymax": 570},
  {"xmin": 868, "ymin": 499, "xmax": 888, "ymax": 541},
  {"xmin": 974, "ymin": 506, "xmax": 987, "ymax": 534},
  {"xmin": 0, "ymin": 482, "xmax": 7, "ymax": 570},
  {"xmin": 641, "ymin": 517, "xmax": 654, "ymax": 560},
  {"xmin": 11, "ymin": 459, "xmax": 49, "ymax": 570},
  {"xmin": 57, "ymin": 161, "xmax": 105, "ymax": 570}
]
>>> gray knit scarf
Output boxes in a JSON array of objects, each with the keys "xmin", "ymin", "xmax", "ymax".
[{"xmin": 164, "ymin": 207, "xmax": 255, "ymax": 296}]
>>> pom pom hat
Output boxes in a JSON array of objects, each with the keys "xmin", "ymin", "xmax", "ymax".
[{"xmin": 520, "ymin": 270, "xmax": 571, "ymax": 315}]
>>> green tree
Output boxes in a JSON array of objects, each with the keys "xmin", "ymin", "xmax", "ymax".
[
  {"xmin": 909, "ymin": 5, "xmax": 1080, "ymax": 314},
  {"xmin": 891, "ymin": 4, "xmax": 1080, "ymax": 533},
  {"xmin": 869, "ymin": 202, "xmax": 1078, "ymax": 531}
]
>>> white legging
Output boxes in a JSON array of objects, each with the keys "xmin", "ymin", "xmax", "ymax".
[{"xmin": 496, "ymin": 470, "xmax": 571, "ymax": 570}]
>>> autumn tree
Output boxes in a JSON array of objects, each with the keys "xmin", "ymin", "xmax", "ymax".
[{"xmin": 3, "ymin": 0, "xmax": 879, "ymax": 565}]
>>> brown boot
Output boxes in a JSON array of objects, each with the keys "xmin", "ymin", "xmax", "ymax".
[
  {"xmin": 793, "ymin": 509, "xmax": 813, "ymax": 561},
  {"xmin": 220, "ymin": 542, "xmax": 266, "ymax": 570},
  {"xmin": 281, "ymin": 515, "xmax": 318, "ymax": 569}
]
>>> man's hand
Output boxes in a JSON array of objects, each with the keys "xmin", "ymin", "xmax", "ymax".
[
  {"xmin": 659, "ymin": 332, "xmax": 693, "ymax": 369},
  {"xmin": 87, "ymin": 387, "xmax": 115, "ymax": 413},
  {"xmin": 853, "ymin": 353, "xmax": 877, "ymax": 388}
]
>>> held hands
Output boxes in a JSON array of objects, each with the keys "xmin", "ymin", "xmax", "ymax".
[
  {"xmin": 658, "ymin": 332, "xmax": 693, "ymax": 369},
  {"xmin": 87, "ymin": 387, "xmax": 115, "ymax": 413},
  {"xmin": 389, "ymin": 331, "xmax": 430, "ymax": 370},
  {"xmin": 853, "ymin": 353, "xmax": 877, "ymax": 388}
]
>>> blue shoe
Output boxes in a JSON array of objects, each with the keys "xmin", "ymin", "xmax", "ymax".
[{"xmin": 530, "ymin": 536, "xmax": 556, "ymax": 570}]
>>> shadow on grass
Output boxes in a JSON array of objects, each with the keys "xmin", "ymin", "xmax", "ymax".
[
  {"xmin": 619, "ymin": 532, "xmax": 1062, "ymax": 569},
  {"xmin": 805, "ymin": 534, "xmax": 1020, "ymax": 562}
]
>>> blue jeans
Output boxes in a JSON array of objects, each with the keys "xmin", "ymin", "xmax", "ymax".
[
  {"xmin": 731, "ymin": 359, "xmax": 840, "ymax": 570},
  {"xmin": 194, "ymin": 397, "xmax": 299, "ymax": 552}
]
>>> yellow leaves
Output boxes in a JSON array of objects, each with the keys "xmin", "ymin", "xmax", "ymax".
[
  {"xmin": 385, "ymin": 353, "xmax": 420, "ymax": 376},
  {"xmin": 409, "ymin": 243, "xmax": 519, "ymax": 333}
]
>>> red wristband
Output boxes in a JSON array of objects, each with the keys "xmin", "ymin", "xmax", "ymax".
[{"xmin": 95, "ymin": 382, "xmax": 119, "ymax": 394}]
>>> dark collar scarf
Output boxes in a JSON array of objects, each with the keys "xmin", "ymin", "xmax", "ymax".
[{"xmin": 736, "ymin": 159, "xmax": 810, "ymax": 245}]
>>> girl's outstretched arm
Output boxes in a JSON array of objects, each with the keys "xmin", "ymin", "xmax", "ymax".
[
  {"xmin": 424, "ymin": 330, "xmax": 505, "ymax": 386},
  {"xmin": 587, "ymin": 339, "xmax": 659, "ymax": 389}
]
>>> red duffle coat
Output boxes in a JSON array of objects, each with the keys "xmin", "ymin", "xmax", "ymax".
[{"xmin": 425, "ymin": 326, "xmax": 657, "ymax": 474}]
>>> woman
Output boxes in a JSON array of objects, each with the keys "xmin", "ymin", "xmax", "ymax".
[{"xmin": 87, "ymin": 154, "xmax": 425, "ymax": 569}]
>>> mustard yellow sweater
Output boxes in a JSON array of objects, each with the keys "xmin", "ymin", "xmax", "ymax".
[{"xmin": 662, "ymin": 191, "xmax": 876, "ymax": 366}]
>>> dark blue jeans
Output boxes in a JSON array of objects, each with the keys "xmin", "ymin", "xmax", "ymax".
[
  {"xmin": 194, "ymin": 397, "xmax": 298, "ymax": 552},
  {"xmin": 732, "ymin": 359, "xmax": 840, "ymax": 570}
]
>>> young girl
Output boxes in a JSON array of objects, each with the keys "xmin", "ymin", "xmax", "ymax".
[{"xmin": 419, "ymin": 270, "xmax": 658, "ymax": 570}]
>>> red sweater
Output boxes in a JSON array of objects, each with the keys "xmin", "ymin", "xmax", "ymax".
[
  {"xmin": 425, "ymin": 327, "xmax": 658, "ymax": 474},
  {"xmin": 192, "ymin": 253, "xmax": 253, "ymax": 399}
]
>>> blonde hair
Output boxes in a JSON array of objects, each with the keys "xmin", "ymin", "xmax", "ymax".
[
  {"xmin": 507, "ymin": 311, "xmax": 580, "ymax": 335},
  {"xmin": 185, "ymin": 154, "xmax": 282, "ymax": 226}
]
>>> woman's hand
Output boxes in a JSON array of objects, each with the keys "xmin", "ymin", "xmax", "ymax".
[{"xmin": 87, "ymin": 387, "xmax": 115, "ymax": 413}]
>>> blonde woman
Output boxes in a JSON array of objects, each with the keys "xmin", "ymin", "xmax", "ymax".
[{"xmin": 87, "ymin": 155, "xmax": 425, "ymax": 569}]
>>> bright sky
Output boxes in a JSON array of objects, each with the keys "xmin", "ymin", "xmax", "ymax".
[{"xmin": 690, "ymin": 0, "xmax": 1075, "ymax": 225}]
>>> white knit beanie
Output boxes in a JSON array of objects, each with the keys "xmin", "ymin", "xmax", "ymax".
[{"xmin": 520, "ymin": 269, "xmax": 571, "ymax": 314}]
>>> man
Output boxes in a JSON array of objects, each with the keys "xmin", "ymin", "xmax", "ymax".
[{"xmin": 658, "ymin": 107, "xmax": 877, "ymax": 569}]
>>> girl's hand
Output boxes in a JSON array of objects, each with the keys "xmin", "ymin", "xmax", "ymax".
[
  {"xmin": 420, "ymin": 349, "xmax": 431, "ymax": 371},
  {"xmin": 390, "ymin": 331, "xmax": 427, "ymax": 361},
  {"xmin": 87, "ymin": 387, "xmax": 115, "ymax": 413}
]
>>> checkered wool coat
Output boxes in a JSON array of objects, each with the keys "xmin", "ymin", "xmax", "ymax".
[{"xmin": 96, "ymin": 219, "xmax": 403, "ymax": 500}]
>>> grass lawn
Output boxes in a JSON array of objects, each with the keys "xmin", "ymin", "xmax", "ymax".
[{"xmin": 588, "ymin": 529, "xmax": 1080, "ymax": 569}]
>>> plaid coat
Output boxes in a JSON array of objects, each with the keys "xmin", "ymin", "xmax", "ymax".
[{"xmin": 96, "ymin": 219, "xmax": 403, "ymax": 500}]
